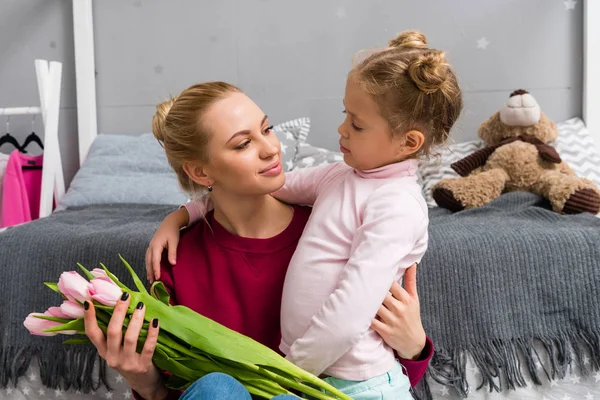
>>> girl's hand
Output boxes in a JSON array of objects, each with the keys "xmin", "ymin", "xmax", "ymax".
[
  {"xmin": 84, "ymin": 294, "xmax": 168, "ymax": 400},
  {"xmin": 145, "ymin": 208, "xmax": 189, "ymax": 283},
  {"xmin": 372, "ymin": 264, "xmax": 427, "ymax": 360}
]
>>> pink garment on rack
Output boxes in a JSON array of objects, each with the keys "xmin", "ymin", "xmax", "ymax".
[
  {"xmin": 0, "ymin": 153, "xmax": 10, "ymax": 226},
  {"xmin": 1, "ymin": 150, "xmax": 44, "ymax": 228}
]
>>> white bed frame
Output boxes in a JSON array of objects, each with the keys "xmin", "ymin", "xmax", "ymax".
[{"xmin": 70, "ymin": 0, "xmax": 600, "ymax": 163}]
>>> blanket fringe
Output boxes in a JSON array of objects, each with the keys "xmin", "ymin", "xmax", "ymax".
[
  {"xmin": 0, "ymin": 345, "xmax": 110, "ymax": 392},
  {"xmin": 413, "ymin": 331, "xmax": 600, "ymax": 399}
]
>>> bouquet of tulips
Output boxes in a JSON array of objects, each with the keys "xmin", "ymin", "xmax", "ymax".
[{"xmin": 24, "ymin": 255, "xmax": 351, "ymax": 400}]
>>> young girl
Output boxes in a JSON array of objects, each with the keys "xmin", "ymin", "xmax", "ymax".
[{"xmin": 148, "ymin": 30, "xmax": 462, "ymax": 399}]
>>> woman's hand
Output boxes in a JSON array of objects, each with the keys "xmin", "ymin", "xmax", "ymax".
[
  {"xmin": 371, "ymin": 264, "xmax": 427, "ymax": 360},
  {"xmin": 84, "ymin": 294, "xmax": 168, "ymax": 400},
  {"xmin": 145, "ymin": 208, "xmax": 189, "ymax": 283}
]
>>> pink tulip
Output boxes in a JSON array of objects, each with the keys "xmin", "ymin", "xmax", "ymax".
[
  {"xmin": 23, "ymin": 312, "xmax": 77, "ymax": 336},
  {"xmin": 58, "ymin": 271, "xmax": 91, "ymax": 302},
  {"xmin": 91, "ymin": 268, "xmax": 112, "ymax": 282},
  {"xmin": 89, "ymin": 278, "xmax": 122, "ymax": 306},
  {"xmin": 46, "ymin": 306, "xmax": 71, "ymax": 319},
  {"xmin": 60, "ymin": 300, "xmax": 85, "ymax": 319}
]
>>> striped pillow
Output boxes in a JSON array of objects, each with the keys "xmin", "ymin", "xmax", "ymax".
[{"xmin": 418, "ymin": 117, "xmax": 600, "ymax": 208}]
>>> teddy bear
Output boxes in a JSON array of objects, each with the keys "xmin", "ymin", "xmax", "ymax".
[{"xmin": 432, "ymin": 89, "xmax": 600, "ymax": 215}]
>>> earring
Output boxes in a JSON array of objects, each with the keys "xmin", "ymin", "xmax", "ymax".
[{"xmin": 207, "ymin": 185, "xmax": 213, "ymax": 192}]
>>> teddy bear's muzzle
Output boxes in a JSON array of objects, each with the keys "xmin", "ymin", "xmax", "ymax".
[{"xmin": 499, "ymin": 93, "xmax": 541, "ymax": 127}]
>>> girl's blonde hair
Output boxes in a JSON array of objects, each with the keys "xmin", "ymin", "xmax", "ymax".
[
  {"xmin": 351, "ymin": 30, "xmax": 463, "ymax": 156},
  {"xmin": 152, "ymin": 82, "xmax": 242, "ymax": 195}
]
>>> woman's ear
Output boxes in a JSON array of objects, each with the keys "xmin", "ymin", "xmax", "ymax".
[
  {"xmin": 183, "ymin": 161, "xmax": 213, "ymax": 187},
  {"xmin": 397, "ymin": 130, "xmax": 425, "ymax": 157}
]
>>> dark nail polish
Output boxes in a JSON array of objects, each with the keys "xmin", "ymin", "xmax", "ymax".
[
  {"xmin": 136, "ymin": 301, "xmax": 144, "ymax": 310},
  {"xmin": 120, "ymin": 292, "xmax": 129, "ymax": 301},
  {"xmin": 152, "ymin": 318, "xmax": 159, "ymax": 328},
  {"xmin": 83, "ymin": 301, "xmax": 89, "ymax": 310}
]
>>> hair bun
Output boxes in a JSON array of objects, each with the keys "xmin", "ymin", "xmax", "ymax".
[
  {"xmin": 388, "ymin": 30, "xmax": 428, "ymax": 50},
  {"xmin": 407, "ymin": 50, "xmax": 449, "ymax": 94},
  {"xmin": 152, "ymin": 97, "xmax": 177, "ymax": 143}
]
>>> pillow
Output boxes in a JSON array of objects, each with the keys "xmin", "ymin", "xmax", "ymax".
[
  {"xmin": 418, "ymin": 117, "xmax": 600, "ymax": 207},
  {"xmin": 57, "ymin": 133, "xmax": 189, "ymax": 210},
  {"xmin": 552, "ymin": 118, "xmax": 600, "ymax": 187},
  {"xmin": 292, "ymin": 143, "xmax": 344, "ymax": 170},
  {"xmin": 58, "ymin": 118, "xmax": 311, "ymax": 210},
  {"xmin": 274, "ymin": 118, "xmax": 311, "ymax": 171}
]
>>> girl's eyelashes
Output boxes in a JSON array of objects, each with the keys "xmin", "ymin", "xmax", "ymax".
[
  {"xmin": 342, "ymin": 110, "xmax": 362, "ymax": 131},
  {"xmin": 264, "ymin": 125, "xmax": 274, "ymax": 134}
]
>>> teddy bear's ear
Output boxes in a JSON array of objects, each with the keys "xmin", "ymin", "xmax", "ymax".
[
  {"xmin": 478, "ymin": 113, "xmax": 504, "ymax": 144},
  {"xmin": 533, "ymin": 113, "xmax": 558, "ymax": 143}
]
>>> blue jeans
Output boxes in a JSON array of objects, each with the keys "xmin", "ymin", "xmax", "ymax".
[{"xmin": 180, "ymin": 372, "xmax": 298, "ymax": 400}]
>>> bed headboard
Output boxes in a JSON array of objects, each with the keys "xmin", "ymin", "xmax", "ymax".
[{"xmin": 71, "ymin": 0, "xmax": 600, "ymax": 162}]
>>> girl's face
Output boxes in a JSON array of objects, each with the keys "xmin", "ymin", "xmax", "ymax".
[
  {"xmin": 188, "ymin": 92, "xmax": 285, "ymax": 196},
  {"xmin": 338, "ymin": 77, "xmax": 413, "ymax": 171}
]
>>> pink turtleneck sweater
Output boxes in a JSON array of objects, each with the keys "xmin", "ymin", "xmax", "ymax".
[{"xmin": 185, "ymin": 160, "xmax": 429, "ymax": 381}]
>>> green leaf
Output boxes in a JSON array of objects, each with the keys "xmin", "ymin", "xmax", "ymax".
[
  {"xmin": 127, "ymin": 291, "xmax": 349, "ymax": 397},
  {"xmin": 63, "ymin": 337, "xmax": 92, "ymax": 345},
  {"xmin": 44, "ymin": 282, "xmax": 61, "ymax": 295},
  {"xmin": 150, "ymin": 281, "xmax": 171, "ymax": 305},
  {"xmin": 34, "ymin": 315, "xmax": 71, "ymax": 324},
  {"xmin": 91, "ymin": 264, "xmax": 350, "ymax": 399},
  {"xmin": 119, "ymin": 254, "xmax": 148, "ymax": 294},
  {"xmin": 77, "ymin": 263, "xmax": 95, "ymax": 280},
  {"xmin": 43, "ymin": 318, "xmax": 85, "ymax": 333},
  {"xmin": 99, "ymin": 262, "xmax": 130, "ymax": 291}
]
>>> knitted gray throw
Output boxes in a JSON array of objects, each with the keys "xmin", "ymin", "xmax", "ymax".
[
  {"xmin": 0, "ymin": 204, "xmax": 175, "ymax": 392},
  {"xmin": 414, "ymin": 192, "xmax": 600, "ymax": 399},
  {"xmin": 1, "ymin": 194, "xmax": 599, "ymax": 398}
]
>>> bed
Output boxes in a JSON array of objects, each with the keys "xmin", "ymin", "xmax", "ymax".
[{"xmin": 1, "ymin": 1, "xmax": 600, "ymax": 399}]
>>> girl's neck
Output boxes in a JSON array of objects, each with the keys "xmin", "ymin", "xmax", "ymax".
[{"xmin": 211, "ymin": 192, "xmax": 294, "ymax": 239}]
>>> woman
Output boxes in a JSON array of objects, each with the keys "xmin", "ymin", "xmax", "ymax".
[{"xmin": 83, "ymin": 82, "xmax": 432, "ymax": 400}]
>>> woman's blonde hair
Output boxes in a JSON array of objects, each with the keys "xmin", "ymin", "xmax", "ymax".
[
  {"xmin": 152, "ymin": 82, "xmax": 242, "ymax": 195},
  {"xmin": 351, "ymin": 30, "xmax": 463, "ymax": 156}
]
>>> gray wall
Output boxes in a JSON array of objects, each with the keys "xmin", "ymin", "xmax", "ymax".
[{"xmin": 0, "ymin": 0, "xmax": 583, "ymax": 188}]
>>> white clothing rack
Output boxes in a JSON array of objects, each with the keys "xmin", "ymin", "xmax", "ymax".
[
  {"xmin": 0, "ymin": 59, "xmax": 64, "ymax": 219},
  {"xmin": 0, "ymin": 107, "xmax": 42, "ymax": 116}
]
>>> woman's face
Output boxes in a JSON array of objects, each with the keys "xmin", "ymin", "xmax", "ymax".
[{"xmin": 198, "ymin": 92, "xmax": 285, "ymax": 196}]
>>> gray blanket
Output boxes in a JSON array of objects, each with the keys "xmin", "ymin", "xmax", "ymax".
[
  {"xmin": 0, "ymin": 204, "xmax": 176, "ymax": 391},
  {"xmin": 415, "ymin": 192, "xmax": 600, "ymax": 399},
  {"xmin": 1, "ymin": 194, "xmax": 599, "ymax": 398}
]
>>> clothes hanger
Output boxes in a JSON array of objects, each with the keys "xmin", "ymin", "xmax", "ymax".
[
  {"xmin": 20, "ymin": 115, "xmax": 44, "ymax": 153},
  {"xmin": 0, "ymin": 116, "xmax": 24, "ymax": 153}
]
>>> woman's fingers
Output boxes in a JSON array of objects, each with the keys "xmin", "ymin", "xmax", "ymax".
[
  {"xmin": 376, "ymin": 304, "xmax": 395, "ymax": 324},
  {"xmin": 140, "ymin": 318, "xmax": 160, "ymax": 368},
  {"xmin": 388, "ymin": 282, "xmax": 411, "ymax": 305},
  {"xmin": 83, "ymin": 301, "xmax": 107, "ymax": 356},
  {"xmin": 106, "ymin": 293, "xmax": 130, "ymax": 360},
  {"xmin": 123, "ymin": 301, "xmax": 146, "ymax": 356},
  {"xmin": 403, "ymin": 264, "xmax": 419, "ymax": 299},
  {"xmin": 371, "ymin": 317, "xmax": 390, "ymax": 337}
]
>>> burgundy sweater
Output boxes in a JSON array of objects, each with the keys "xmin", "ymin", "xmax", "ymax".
[{"xmin": 135, "ymin": 205, "xmax": 432, "ymax": 399}]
